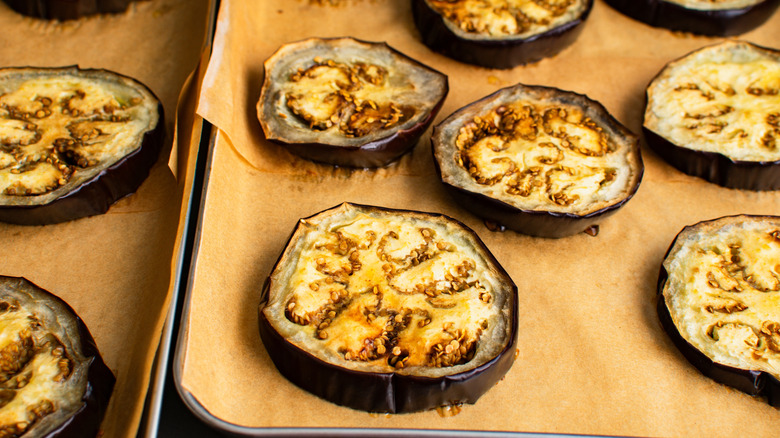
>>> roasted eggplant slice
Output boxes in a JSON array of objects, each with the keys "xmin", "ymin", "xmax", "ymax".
[
  {"xmin": 604, "ymin": 0, "xmax": 780, "ymax": 36},
  {"xmin": 2, "ymin": 0, "xmax": 140, "ymax": 20},
  {"xmin": 0, "ymin": 66, "xmax": 164, "ymax": 225},
  {"xmin": 0, "ymin": 275, "xmax": 114, "ymax": 437},
  {"xmin": 658, "ymin": 215, "xmax": 780, "ymax": 406},
  {"xmin": 258, "ymin": 203, "xmax": 517, "ymax": 413},
  {"xmin": 644, "ymin": 41, "xmax": 780, "ymax": 191},
  {"xmin": 257, "ymin": 37, "xmax": 448, "ymax": 168},
  {"xmin": 432, "ymin": 83, "xmax": 643, "ymax": 238},
  {"xmin": 411, "ymin": 0, "xmax": 593, "ymax": 69}
]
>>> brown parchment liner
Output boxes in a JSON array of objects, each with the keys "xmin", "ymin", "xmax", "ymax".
[
  {"xmin": 186, "ymin": 0, "xmax": 780, "ymax": 436},
  {"xmin": 0, "ymin": 0, "xmax": 209, "ymax": 437}
]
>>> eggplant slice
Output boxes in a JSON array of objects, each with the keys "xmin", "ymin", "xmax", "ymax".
[
  {"xmin": 0, "ymin": 275, "xmax": 114, "ymax": 437},
  {"xmin": 411, "ymin": 0, "xmax": 593, "ymax": 69},
  {"xmin": 644, "ymin": 41, "xmax": 780, "ymax": 191},
  {"xmin": 3, "ymin": 0, "xmax": 140, "ymax": 20},
  {"xmin": 257, "ymin": 37, "xmax": 448, "ymax": 168},
  {"xmin": 658, "ymin": 215, "xmax": 780, "ymax": 406},
  {"xmin": 432, "ymin": 83, "xmax": 643, "ymax": 238},
  {"xmin": 258, "ymin": 203, "xmax": 517, "ymax": 413},
  {"xmin": 0, "ymin": 66, "xmax": 164, "ymax": 225},
  {"xmin": 604, "ymin": 0, "xmax": 780, "ymax": 36}
]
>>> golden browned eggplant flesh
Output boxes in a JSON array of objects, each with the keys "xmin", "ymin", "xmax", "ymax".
[
  {"xmin": 659, "ymin": 215, "xmax": 780, "ymax": 406},
  {"xmin": 259, "ymin": 203, "xmax": 518, "ymax": 413}
]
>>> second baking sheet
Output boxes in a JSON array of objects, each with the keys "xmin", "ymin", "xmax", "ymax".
[{"xmin": 0, "ymin": 1, "xmax": 210, "ymax": 436}]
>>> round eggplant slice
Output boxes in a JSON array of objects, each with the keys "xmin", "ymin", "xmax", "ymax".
[
  {"xmin": 432, "ymin": 83, "xmax": 643, "ymax": 238},
  {"xmin": 411, "ymin": 0, "xmax": 593, "ymax": 69},
  {"xmin": 258, "ymin": 203, "xmax": 518, "ymax": 413},
  {"xmin": 0, "ymin": 66, "xmax": 164, "ymax": 225},
  {"xmin": 256, "ymin": 37, "xmax": 448, "ymax": 168},
  {"xmin": 658, "ymin": 215, "xmax": 780, "ymax": 406},
  {"xmin": 644, "ymin": 41, "xmax": 780, "ymax": 191},
  {"xmin": 3, "ymin": 0, "xmax": 140, "ymax": 20},
  {"xmin": 0, "ymin": 275, "xmax": 114, "ymax": 437},
  {"xmin": 604, "ymin": 0, "xmax": 780, "ymax": 36}
]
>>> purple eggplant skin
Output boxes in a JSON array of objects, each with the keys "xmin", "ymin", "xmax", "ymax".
[
  {"xmin": 257, "ymin": 203, "xmax": 518, "ymax": 413},
  {"xmin": 0, "ymin": 109, "xmax": 164, "ymax": 225},
  {"xmin": 432, "ymin": 170, "xmax": 642, "ymax": 239},
  {"xmin": 263, "ymin": 93, "xmax": 447, "ymax": 168},
  {"xmin": 0, "ymin": 275, "xmax": 115, "ymax": 438},
  {"xmin": 0, "ymin": 68, "xmax": 165, "ymax": 226},
  {"xmin": 258, "ymin": 307, "xmax": 518, "ymax": 413},
  {"xmin": 604, "ymin": 0, "xmax": 780, "ymax": 36},
  {"xmin": 3, "ymin": 0, "xmax": 139, "ymax": 20},
  {"xmin": 644, "ymin": 127, "xmax": 780, "ymax": 191},
  {"xmin": 411, "ymin": 0, "xmax": 593, "ymax": 69},
  {"xmin": 655, "ymin": 230, "xmax": 779, "ymax": 407}
]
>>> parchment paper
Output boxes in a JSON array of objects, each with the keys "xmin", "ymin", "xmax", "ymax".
[
  {"xmin": 0, "ymin": 1, "xmax": 208, "ymax": 437},
  {"xmin": 186, "ymin": 0, "xmax": 780, "ymax": 435}
]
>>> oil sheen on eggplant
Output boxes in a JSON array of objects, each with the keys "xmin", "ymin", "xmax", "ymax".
[
  {"xmin": 644, "ymin": 41, "xmax": 780, "ymax": 190},
  {"xmin": 411, "ymin": 0, "xmax": 593, "ymax": 69},
  {"xmin": 0, "ymin": 275, "xmax": 114, "ymax": 437},
  {"xmin": 258, "ymin": 203, "xmax": 517, "ymax": 413},
  {"xmin": 3, "ymin": 0, "xmax": 141, "ymax": 20},
  {"xmin": 0, "ymin": 66, "xmax": 164, "ymax": 225},
  {"xmin": 432, "ymin": 83, "xmax": 643, "ymax": 238},
  {"xmin": 257, "ymin": 37, "xmax": 448, "ymax": 167},
  {"xmin": 658, "ymin": 215, "xmax": 780, "ymax": 406},
  {"xmin": 604, "ymin": 0, "xmax": 779, "ymax": 36}
]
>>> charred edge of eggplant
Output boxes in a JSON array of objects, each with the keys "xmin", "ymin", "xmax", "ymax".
[
  {"xmin": 656, "ymin": 265, "xmax": 779, "ymax": 407},
  {"xmin": 603, "ymin": 0, "xmax": 780, "ymax": 36},
  {"xmin": 0, "ymin": 275, "xmax": 116, "ymax": 437},
  {"xmin": 411, "ymin": 0, "xmax": 593, "ymax": 69},
  {"xmin": 0, "ymin": 101, "xmax": 165, "ymax": 225},
  {"xmin": 257, "ymin": 202, "xmax": 518, "ymax": 413},
  {"xmin": 265, "ymin": 92, "xmax": 446, "ymax": 168},
  {"xmin": 3, "ymin": 0, "xmax": 138, "ymax": 20},
  {"xmin": 643, "ymin": 127, "xmax": 780, "ymax": 191}
]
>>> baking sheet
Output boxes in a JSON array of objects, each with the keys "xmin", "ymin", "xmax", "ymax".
[
  {"xmin": 182, "ymin": 0, "xmax": 780, "ymax": 435},
  {"xmin": 0, "ymin": 1, "xmax": 209, "ymax": 437}
]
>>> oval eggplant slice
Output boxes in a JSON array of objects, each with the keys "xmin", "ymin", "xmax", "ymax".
[
  {"xmin": 3, "ymin": 0, "xmax": 140, "ymax": 20},
  {"xmin": 0, "ymin": 275, "xmax": 114, "ymax": 437},
  {"xmin": 0, "ymin": 66, "xmax": 164, "ymax": 225},
  {"xmin": 604, "ymin": 0, "xmax": 780, "ymax": 36},
  {"xmin": 658, "ymin": 215, "xmax": 780, "ymax": 406},
  {"xmin": 256, "ymin": 37, "xmax": 448, "ymax": 168},
  {"xmin": 432, "ymin": 83, "xmax": 643, "ymax": 238},
  {"xmin": 258, "ymin": 202, "xmax": 517, "ymax": 413},
  {"xmin": 644, "ymin": 41, "xmax": 780, "ymax": 191},
  {"xmin": 411, "ymin": 0, "xmax": 593, "ymax": 69}
]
